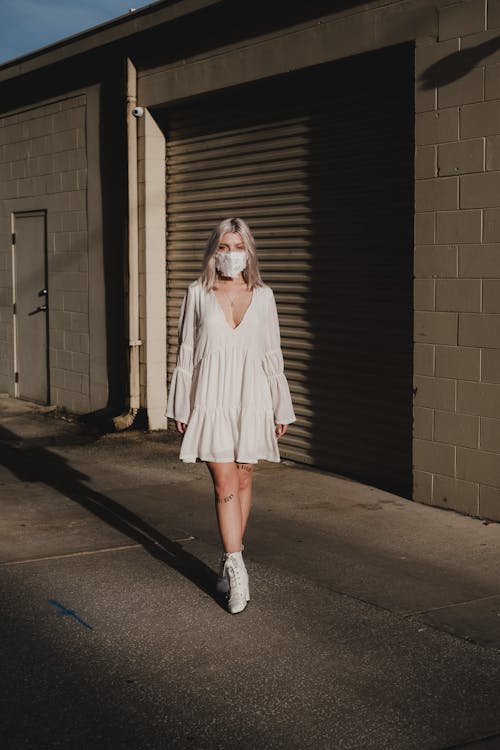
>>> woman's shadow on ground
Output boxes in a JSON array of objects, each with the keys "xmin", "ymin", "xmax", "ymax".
[{"xmin": 0, "ymin": 423, "xmax": 223, "ymax": 607}]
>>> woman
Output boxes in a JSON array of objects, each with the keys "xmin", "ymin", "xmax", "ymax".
[{"xmin": 166, "ymin": 217, "xmax": 296, "ymax": 614}]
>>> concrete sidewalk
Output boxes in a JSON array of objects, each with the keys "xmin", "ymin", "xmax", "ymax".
[{"xmin": 1, "ymin": 396, "xmax": 500, "ymax": 750}]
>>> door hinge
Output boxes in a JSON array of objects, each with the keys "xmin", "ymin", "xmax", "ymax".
[
  {"xmin": 11, "ymin": 232, "xmax": 16, "ymax": 245},
  {"xmin": 14, "ymin": 372, "xmax": 19, "ymax": 383}
]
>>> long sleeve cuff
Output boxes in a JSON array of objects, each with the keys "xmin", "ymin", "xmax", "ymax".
[
  {"xmin": 262, "ymin": 348, "xmax": 296, "ymax": 425},
  {"xmin": 166, "ymin": 342, "xmax": 193, "ymax": 423}
]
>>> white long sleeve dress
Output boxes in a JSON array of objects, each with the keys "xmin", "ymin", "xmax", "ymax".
[{"xmin": 166, "ymin": 279, "xmax": 296, "ymax": 463}]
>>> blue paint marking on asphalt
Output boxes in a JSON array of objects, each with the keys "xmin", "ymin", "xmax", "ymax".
[{"xmin": 48, "ymin": 599, "xmax": 94, "ymax": 630}]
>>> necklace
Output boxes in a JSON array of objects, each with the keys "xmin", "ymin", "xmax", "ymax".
[
  {"xmin": 219, "ymin": 285, "xmax": 246, "ymax": 307},
  {"xmin": 215, "ymin": 275, "xmax": 247, "ymax": 307}
]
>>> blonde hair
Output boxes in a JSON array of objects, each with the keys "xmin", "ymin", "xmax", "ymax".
[{"xmin": 198, "ymin": 217, "xmax": 265, "ymax": 291}]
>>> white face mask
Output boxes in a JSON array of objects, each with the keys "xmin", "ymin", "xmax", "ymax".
[{"xmin": 214, "ymin": 250, "xmax": 248, "ymax": 278}]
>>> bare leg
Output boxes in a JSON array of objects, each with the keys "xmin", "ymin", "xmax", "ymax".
[
  {"xmin": 236, "ymin": 462, "xmax": 254, "ymax": 540},
  {"xmin": 206, "ymin": 461, "xmax": 242, "ymax": 553}
]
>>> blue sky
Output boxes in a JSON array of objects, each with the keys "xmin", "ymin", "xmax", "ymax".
[{"xmin": 0, "ymin": 0, "xmax": 153, "ymax": 65}]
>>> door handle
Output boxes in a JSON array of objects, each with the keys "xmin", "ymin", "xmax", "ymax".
[{"xmin": 28, "ymin": 305, "xmax": 48, "ymax": 315}]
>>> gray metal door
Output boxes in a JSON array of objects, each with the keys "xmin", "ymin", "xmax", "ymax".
[{"xmin": 14, "ymin": 211, "xmax": 49, "ymax": 404}]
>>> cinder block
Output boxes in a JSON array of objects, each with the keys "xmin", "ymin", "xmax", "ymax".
[
  {"xmin": 479, "ymin": 484, "xmax": 500, "ymax": 522},
  {"xmin": 67, "ymin": 149, "xmax": 86, "ymax": 171},
  {"xmin": 51, "ymin": 129, "xmax": 79, "ymax": 154},
  {"xmin": 459, "ymin": 244, "xmax": 500, "ymax": 276},
  {"xmin": 415, "ymin": 310, "xmax": 458, "ymax": 344},
  {"xmin": 81, "ymin": 374, "xmax": 89, "ymax": 396},
  {"xmin": 70, "ymin": 230, "xmax": 87, "ymax": 253},
  {"xmin": 433, "ymin": 474, "xmax": 479, "ymax": 514},
  {"xmin": 487, "ymin": 0, "xmax": 500, "ymax": 29},
  {"xmin": 457, "ymin": 445, "xmax": 500, "ymax": 484},
  {"xmin": 435, "ymin": 344, "xmax": 481, "ymax": 380},
  {"xmin": 69, "ymin": 191, "xmax": 85, "ymax": 211},
  {"xmin": 415, "ymin": 212, "xmax": 435, "ymax": 244},
  {"xmin": 461, "ymin": 99, "xmax": 500, "ymax": 139},
  {"xmin": 438, "ymin": 139, "xmax": 484, "ymax": 177},
  {"xmin": 55, "ymin": 348, "xmax": 72, "ymax": 370},
  {"xmin": 436, "ymin": 209, "xmax": 482, "ymax": 242},
  {"xmin": 484, "ymin": 63, "xmax": 500, "ymax": 98},
  {"xmin": 52, "ymin": 108, "xmax": 85, "ymax": 134},
  {"xmin": 414, "ymin": 279, "xmax": 435, "ymax": 310},
  {"xmin": 416, "ymin": 109, "xmax": 459, "ymax": 146},
  {"xmin": 435, "ymin": 409, "xmax": 479, "ymax": 447},
  {"xmin": 72, "ymin": 351, "xmax": 89, "ymax": 374},
  {"xmin": 437, "ymin": 65, "xmax": 484, "ymax": 106},
  {"xmin": 51, "ymin": 368, "xmax": 65, "ymax": 388},
  {"xmin": 52, "ymin": 151, "xmax": 70, "ymax": 173},
  {"xmin": 17, "ymin": 177, "xmax": 36, "ymax": 197},
  {"xmin": 457, "ymin": 379, "xmax": 500, "ymax": 418},
  {"xmin": 11, "ymin": 160, "xmax": 26, "ymax": 179},
  {"xmin": 436, "ymin": 278, "xmax": 481, "ymax": 311},
  {"xmin": 461, "ymin": 28, "xmax": 500, "ymax": 65},
  {"xmin": 416, "ymin": 177, "xmax": 458, "ymax": 211},
  {"xmin": 64, "ymin": 370, "xmax": 83, "ymax": 393},
  {"xmin": 480, "ymin": 416, "xmax": 500, "ymax": 450},
  {"xmin": 415, "ymin": 244, "xmax": 458, "ymax": 277},
  {"xmin": 413, "ymin": 469, "xmax": 433, "ymax": 503},
  {"xmin": 60, "ymin": 212, "xmax": 80, "ymax": 233},
  {"xmin": 413, "ymin": 374, "xmax": 455, "ymax": 410},
  {"xmin": 486, "ymin": 135, "xmax": 500, "ymax": 170},
  {"xmin": 483, "ymin": 280, "xmax": 500, "ymax": 312},
  {"xmin": 70, "ymin": 312, "xmax": 88, "ymax": 332},
  {"xmin": 482, "ymin": 347, "xmax": 500, "ymax": 382},
  {"xmin": 483, "ymin": 208, "xmax": 500, "ymax": 241},
  {"xmin": 77, "ymin": 169, "xmax": 87, "ymax": 190},
  {"xmin": 50, "ymin": 310, "xmax": 72, "ymax": 332},
  {"xmin": 25, "ymin": 116, "xmax": 53, "ymax": 139},
  {"xmin": 413, "ymin": 437, "xmax": 455, "ymax": 476},
  {"xmin": 61, "ymin": 171, "xmax": 78, "ymax": 192},
  {"xmin": 63, "ymin": 291, "xmax": 88, "ymax": 314},
  {"xmin": 459, "ymin": 313, "xmax": 500, "ymax": 347},
  {"xmin": 461, "ymin": 171, "xmax": 500, "ymax": 208},
  {"xmin": 79, "ymin": 333, "xmax": 89, "ymax": 354},
  {"xmin": 415, "ymin": 145, "xmax": 436, "ymax": 178},
  {"xmin": 49, "ymin": 329, "xmax": 64, "ymax": 349},
  {"xmin": 413, "ymin": 406, "xmax": 434, "ymax": 439},
  {"xmin": 53, "ymin": 233, "xmax": 71, "ymax": 254},
  {"xmin": 414, "ymin": 343, "xmax": 435, "ymax": 375},
  {"xmin": 30, "ymin": 135, "xmax": 51, "ymax": 157}
]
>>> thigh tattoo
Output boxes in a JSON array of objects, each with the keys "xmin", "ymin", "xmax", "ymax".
[{"xmin": 236, "ymin": 463, "xmax": 253, "ymax": 473}]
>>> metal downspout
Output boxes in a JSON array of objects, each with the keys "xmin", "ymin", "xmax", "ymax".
[{"xmin": 113, "ymin": 57, "xmax": 142, "ymax": 430}]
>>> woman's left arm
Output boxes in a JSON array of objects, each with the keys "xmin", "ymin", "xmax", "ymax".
[{"xmin": 261, "ymin": 288, "xmax": 297, "ymax": 431}]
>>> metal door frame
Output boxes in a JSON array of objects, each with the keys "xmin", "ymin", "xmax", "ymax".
[{"xmin": 12, "ymin": 209, "xmax": 50, "ymax": 404}]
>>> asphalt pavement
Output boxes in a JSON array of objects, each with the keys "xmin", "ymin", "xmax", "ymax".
[{"xmin": 1, "ymin": 396, "xmax": 500, "ymax": 750}]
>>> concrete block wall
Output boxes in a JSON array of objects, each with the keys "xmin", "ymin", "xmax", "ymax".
[
  {"xmin": 0, "ymin": 94, "xmax": 89, "ymax": 413},
  {"xmin": 413, "ymin": 0, "xmax": 500, "ymax": 520}
]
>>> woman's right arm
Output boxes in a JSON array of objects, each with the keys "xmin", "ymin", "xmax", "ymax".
[{"xmin": 166, "ymin": 284, "xmax": 196, "ymax": 431}]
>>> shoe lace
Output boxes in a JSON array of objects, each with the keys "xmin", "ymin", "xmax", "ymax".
[{"xmin": 224, "ymin": 558, "xmax": 242, "ymax": 593}]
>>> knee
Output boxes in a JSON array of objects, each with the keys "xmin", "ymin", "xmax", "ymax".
[
  {"xmin": 213, "ymin": 476, "xmax": 237, "ymax": 501},
  {"xmin": 237, "ymin": 464, "xmax": 253, "ymax": 490}
]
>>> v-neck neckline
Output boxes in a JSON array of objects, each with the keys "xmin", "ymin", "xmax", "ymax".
[{"xmin": 211, "ymin": 286, "xmax": 255, "ymax": 331}]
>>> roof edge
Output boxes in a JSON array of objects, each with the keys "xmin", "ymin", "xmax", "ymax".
[{"xmin": 0, "ymin": 0, "xmax": 220, "ymax": 82}]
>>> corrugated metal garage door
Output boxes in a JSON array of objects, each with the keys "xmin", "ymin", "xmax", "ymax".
[{"xmin": 163, "ymin": 44, "xmax": 414, "ymax": 497}]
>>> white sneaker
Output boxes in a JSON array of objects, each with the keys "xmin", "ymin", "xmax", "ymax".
[
  {"xmin": 223, "ymin": 551, "xmax": 250, "ymax": 614},
  {"xmin": 216, "ymin": 543, "xmax": 245, "ymax": 596}
]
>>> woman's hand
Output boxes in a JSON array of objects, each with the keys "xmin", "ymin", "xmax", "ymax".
[
  {"xmin": 175, "ymin": 420, "xmax": 188, "ymax": 434},
  {"xmin": 275, "ymin": 423, "xmax": 289, "ymax": 439}
]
